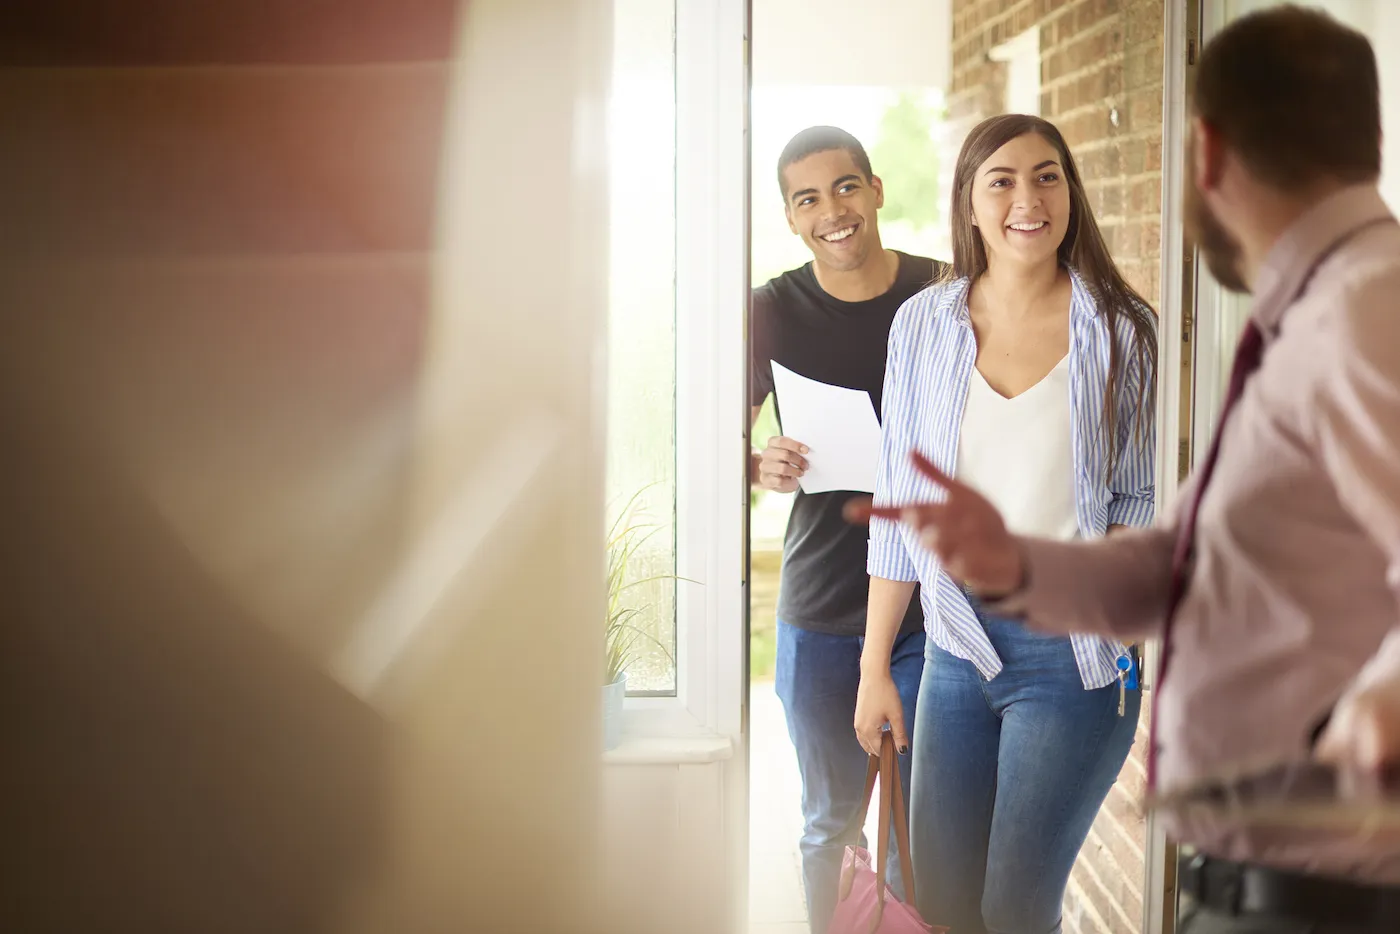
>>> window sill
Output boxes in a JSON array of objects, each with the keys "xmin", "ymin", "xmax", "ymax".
[{"xmin": 602, "ymin": 732, "xmax": 734, "ymax": 766}]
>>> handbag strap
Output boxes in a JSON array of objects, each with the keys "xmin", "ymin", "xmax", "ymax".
[
  {"xmin": 855, "ymin": 743, "xmax": 881, "ymax": 830},
  {"xmin": 873, "ymin": 731, "xmax": 918, "ymax": 911},
  {"xmin": 847, "ymin": 731, "xmax": 918, "ymax": 915}
]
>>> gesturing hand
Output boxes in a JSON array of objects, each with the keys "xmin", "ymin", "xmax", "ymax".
[{"xmin": 845, "ymin": 450, "xmax": 1025, "ymax": 598}]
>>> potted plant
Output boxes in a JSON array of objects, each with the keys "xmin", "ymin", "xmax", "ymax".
[{"xmin": 603, "ymin": 488, "xmax": 679, "ymax": 751}]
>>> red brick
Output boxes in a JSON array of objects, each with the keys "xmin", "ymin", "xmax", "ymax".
[
  {"xmin": 1145, "ymin": 141, "xmax": 1163, "ymax": 173},
  {"xmin": 1126, "ymin": 0, "xmax": 1163, "ymax": 45},
  {"xmin": 1126, "ymin": 176, "xmax": 1158, "ymax": 215},
  {"xmin": 1142, "ymin": 218, "xmax": 1162, "ymax": 258},
  {"xmin": 1130, "ymin": 88, "xmax": 1163, "ymax": 133},
  {"xmin": 1093, "ymin": 179, "xmax": 1125, "ymax": 218},
  {"xmin": 1120, "ymin": 138, "xmax": 1148, "ymax": 175}
]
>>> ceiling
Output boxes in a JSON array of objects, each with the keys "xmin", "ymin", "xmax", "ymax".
[{"xmin": 751, "ymin": 0, "xmax": 953, "ymax": 89}]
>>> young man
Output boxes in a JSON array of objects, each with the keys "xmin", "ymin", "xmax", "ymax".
[
  {"xmin": 750, "ymin": 126, "xmax": 946, "ymax": 934},
  {"xmin": 854, "ymin": 9, "xmax": 1400, "ymax": 934}
]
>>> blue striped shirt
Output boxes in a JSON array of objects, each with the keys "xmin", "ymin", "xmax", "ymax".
[{"xmin": 867, "ymin": 269, "xmax": 1156, "ymax": 689}]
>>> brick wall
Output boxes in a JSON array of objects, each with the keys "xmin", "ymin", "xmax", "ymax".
[
  {"xmin": 947, "ymin": 2, "xmax": 1165, "ymax": 933},
  {"xmin": 949, "ymin": 0, "xmax": 1165, "ymax": 309}
]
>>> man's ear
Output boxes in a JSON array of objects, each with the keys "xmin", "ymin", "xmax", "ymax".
[
  {"xmin": 784, "ymin": 203, "xmax": 798, "ymax": 235},
  {"xmin": 871, "ymin": 174, "xmax": 885, "ymax": 210},
  {"xmin": 1192, "ymin": 116, "xmax": 1226, "ymax": 192}
]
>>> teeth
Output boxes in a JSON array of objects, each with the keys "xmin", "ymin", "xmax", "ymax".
[
  {"xmin": 1009, "ymin": 222, "xmax": 1047, "ymax": 231},
  {"xmin": 822, "ymin": 226, "xmax": 856, "ymax": 242}
]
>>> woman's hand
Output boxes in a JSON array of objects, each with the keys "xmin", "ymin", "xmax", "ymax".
[{"xmin": 854, "ymin": 668, "xmax": 908, "ymax": 758}]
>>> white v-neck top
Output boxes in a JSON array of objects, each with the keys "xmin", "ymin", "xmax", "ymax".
[{"xmin": 954, "ymin": 354, "xmax": 1080, "ymax": 542}]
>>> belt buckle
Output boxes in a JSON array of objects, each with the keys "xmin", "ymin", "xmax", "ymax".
[
  {"xmin": 1180, "ymin": 855, "xmax": 1243, "ymax": 916},
  {"xmin": 1179, "ymin": 854, "xmax": 1206, "ymax": 899}
]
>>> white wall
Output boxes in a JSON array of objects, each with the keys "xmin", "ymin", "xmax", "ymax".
[
  {"xmin": 753, "ymin": 0, "xmax": 952, "ymax": 89},
  {"xmin": 602, "ymin": 749, "xmax": 739, "ymax": 934}
]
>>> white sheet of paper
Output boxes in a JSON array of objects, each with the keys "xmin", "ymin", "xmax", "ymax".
[{"xmin": 770, "ymin": 361, "xmax": 882, "ymax": 494}]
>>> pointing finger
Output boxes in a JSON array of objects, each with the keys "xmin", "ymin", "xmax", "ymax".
[
  {"xmin": 845, "ymin": 500, "xmax": 950, "ymax": 528},
  {"xmin": 842, "ymin": 497, "xmax": 875, "ymax": 525},
  {"xmin": 910, "ymin": 450, "xmax": 960, "ymax": 493}
]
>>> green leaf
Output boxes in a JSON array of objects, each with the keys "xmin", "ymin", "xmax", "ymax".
[{"xmin": 602, "ymin": 482, "xmax": 691, "ymax": 685}]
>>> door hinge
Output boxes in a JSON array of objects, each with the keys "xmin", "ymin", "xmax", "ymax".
[
  {"xmin": 1178, "ymin": 439, "xmax": 1191, "ymax": 480},
  {"xmin": 1187, "ymin": 37, "xmax": 1197, "ymax": 65}
]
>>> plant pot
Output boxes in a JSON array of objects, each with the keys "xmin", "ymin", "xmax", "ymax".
[{"xmin": 602, "ymin": 672, "xmax": 627, "ymax": 752}]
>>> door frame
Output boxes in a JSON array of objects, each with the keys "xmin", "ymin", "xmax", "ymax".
[{"xmin": 1144, "ymin": 1, "xmax": 1203, "ymax": 931}]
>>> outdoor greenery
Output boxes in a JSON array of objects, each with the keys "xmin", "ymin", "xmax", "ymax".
[
  {"xmin": 869, "ymin": 91, "xmax": 945, "ymax": 230},
  {"xmin": 606, "ymin": 488, "xmax": 680, "ymax": 686}
]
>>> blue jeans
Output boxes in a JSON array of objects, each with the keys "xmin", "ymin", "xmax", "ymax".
[
  {"xmin": 775, "ymin": 620, "xmax": 924, "ymax": 934},
  {"xmin": 910, "ymin": 612, "xmax": 1140, "ymax": 934}
]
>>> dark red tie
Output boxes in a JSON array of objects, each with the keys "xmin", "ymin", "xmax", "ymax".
[{"xmin": 1147, "ymin": 319, "xmax": 1265, "ymax": 789}]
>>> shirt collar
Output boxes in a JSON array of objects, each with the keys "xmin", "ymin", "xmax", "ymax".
[
  {"xmin": 1250, "ymin": 184, "xmax": 1392, "ymax": 333},
  {"xmin": 938, "ymin": 266, "xmax": 1100, "ymax": 323}
]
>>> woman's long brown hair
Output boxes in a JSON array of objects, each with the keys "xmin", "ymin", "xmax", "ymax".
[{"xmin": 940, "ymin": 114, "xmax": 1158, "ymax": 478}]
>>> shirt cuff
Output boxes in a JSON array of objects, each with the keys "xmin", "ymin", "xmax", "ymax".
[
  {"xmin": 1107, "ymin": 494, "xmax": 1155, "ymax": 529},
  {"xmin": 868, "ymin": 537, "xmax": 918, "ymax": 582}
]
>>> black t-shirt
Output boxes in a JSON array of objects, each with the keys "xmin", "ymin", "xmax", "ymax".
[{"xmin": 751, "ymin": 251, "xmax": 946, "ymax": 636}]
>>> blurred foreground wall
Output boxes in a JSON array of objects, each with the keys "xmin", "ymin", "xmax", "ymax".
[{"xmin": 0, "ymin": 2, "xmax": 611, "ymax": 931}]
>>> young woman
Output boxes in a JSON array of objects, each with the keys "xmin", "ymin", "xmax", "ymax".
[{"xmin": 853, "ymin": 114, "xmax": 1158, "ymax": 934}]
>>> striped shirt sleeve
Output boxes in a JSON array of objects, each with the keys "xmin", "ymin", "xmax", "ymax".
[
  {"xmin": 1107, "ymin": 316, "xmax": 1157, "ymax": 529},
  {"xmin": 868, "ymin": 300, "xmax": 918, "ymax": 582}
]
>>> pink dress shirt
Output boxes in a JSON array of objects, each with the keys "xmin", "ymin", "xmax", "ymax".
[{"xmin": 1007, "ymin": 184, "xmax": 1400, "ymax": 883}]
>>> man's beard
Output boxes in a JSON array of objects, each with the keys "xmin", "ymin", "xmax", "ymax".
[{"xmin": 1185, "ymin": 171, "xmax": 1249, "ymax": 293}]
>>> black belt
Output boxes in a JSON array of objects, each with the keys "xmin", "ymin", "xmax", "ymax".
[{"xmin": 1179, "ymin": 854, "xmax": 1400, "ymax": 930}]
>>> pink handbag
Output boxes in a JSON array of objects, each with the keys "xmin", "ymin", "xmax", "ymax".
[{"xmin": 828, "ymin": 732, "xmax": 947, "ymax": 934}]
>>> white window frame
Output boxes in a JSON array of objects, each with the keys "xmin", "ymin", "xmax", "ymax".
[
  {"xmin": 989, "ymin": 28, "xmax": 1042, "ymax": 116},
  {"xmin": 621, "ymin": 0, "xmax": 749, "ymax": 742}
]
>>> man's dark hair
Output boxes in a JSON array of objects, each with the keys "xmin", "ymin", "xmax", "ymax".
[
  {"xmin": 776, "ymin": 126, "xmax": 873, "ymax": 200},
  {"xmin": 1193, "ymin": 5, "xmax": 1380, "ymax": 188}
]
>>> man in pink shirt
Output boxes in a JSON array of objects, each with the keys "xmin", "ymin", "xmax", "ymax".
[{"xmin": 852, "ymin": 7, "xmax": 1400, "ymax": 933}]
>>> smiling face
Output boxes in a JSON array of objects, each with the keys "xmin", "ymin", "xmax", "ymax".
[
  {"xmin": 968, "ymin": 132, "xmax": 1070, "ymax": 271},
  {"xmin": 781, "ymin": 148, "xmax": 885, "ymax": 273}
]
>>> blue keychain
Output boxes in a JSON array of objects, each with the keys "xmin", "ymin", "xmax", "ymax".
[{"xmin": 1115, "ymin": 652, "xmax": 1139, "ymax": 690}]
